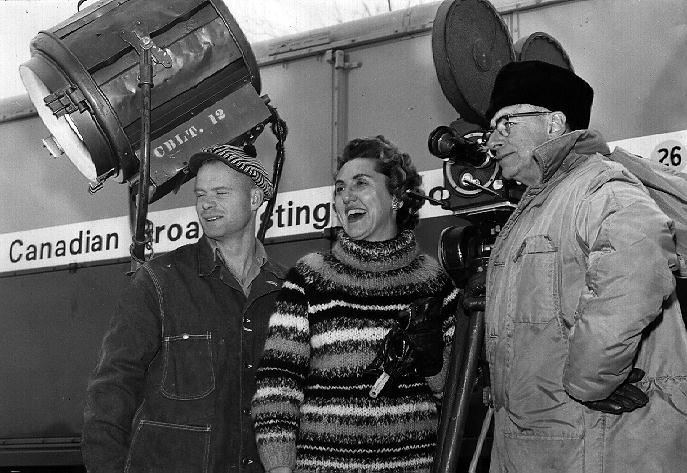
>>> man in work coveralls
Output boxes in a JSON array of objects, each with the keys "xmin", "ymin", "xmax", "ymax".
[
  {"xmin": 82, "ymin": 144, "xmax": 285, "ymax": 473},
  {"xmin": 480, "ymin": 60, "xmax": 687, "ymax": 472}
]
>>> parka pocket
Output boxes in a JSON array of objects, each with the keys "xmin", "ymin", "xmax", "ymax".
[
  {"xmin": 501, "ymin": 433, "xmax": 584, "ymax": 472},
  {"xmin": 506, "ymin": 317, "xmax": 584, "ymax": 438},
  {"xmin": 502, "ymin": 234, "xmax": 585, "ymax": 441},
  {"xmin": 125, "ymin": 420, "xmax": 211, "ymax": 473},
  {"xmin": 161, "ymin": 332, "xmax": 215, "ymax": 400},
  {"xmin": 511, "ymin": 235, "xmax": 560, "ymax": 324}
]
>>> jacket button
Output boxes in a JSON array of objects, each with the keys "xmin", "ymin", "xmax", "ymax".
[
  {"xmin": 241, "ymin": 457, "xmax": 254, "ymax": 465},
  {"xmin": 242, "ymin": 407, "xmax": 250, "ymax": 416}
]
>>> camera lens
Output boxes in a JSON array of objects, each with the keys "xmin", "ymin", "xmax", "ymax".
[
  {"xmin": 428, "ymin": 126, "xmax": 457, "ymax": 159},
  {"xmin": 428, "ymin": 125, "xmax": 490, "ymax": 168}
]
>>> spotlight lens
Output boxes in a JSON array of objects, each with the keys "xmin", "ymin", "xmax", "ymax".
[{"xmin": 20, "ymin": 65, "xmax": 97, "ymax": 181}]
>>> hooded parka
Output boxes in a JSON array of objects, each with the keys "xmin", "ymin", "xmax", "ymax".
[{"xmin": 486, "ymin": 130, "xmax": 687, "ymax": 473}]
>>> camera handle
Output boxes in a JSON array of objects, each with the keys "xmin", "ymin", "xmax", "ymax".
[{"xmin": 405, "ymin": 189, "xmax": 453, "ymax": 210}]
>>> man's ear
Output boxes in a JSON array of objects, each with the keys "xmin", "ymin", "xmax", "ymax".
[
  {"xmin": 250, "ymin": 187, "xmax": 264, "ymax": 210},
  {"xmin": 548, "ymin": 111, "xmax": 567, "ymax": 137}
]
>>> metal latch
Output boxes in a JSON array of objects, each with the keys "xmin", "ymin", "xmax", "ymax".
[
  {"xmin": 44, "ymin": 86, "xmax": 88, "ymax": 117},
  {"xmin": 324, "ymin": 49, "xmax": 362, "ymax": 70}
]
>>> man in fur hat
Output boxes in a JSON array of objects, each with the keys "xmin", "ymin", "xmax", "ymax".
[{"xmin": 478, "ymin": 60, "xmax": 687, "ymax": 472}]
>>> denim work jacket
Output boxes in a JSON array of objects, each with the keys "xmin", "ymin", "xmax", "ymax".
[
  {"xmin": 83, "ymin": 236, "xmax": 285, "ymax": 473},
  {"xmin": 486, "ymin": 130, "xmax": 687, "ymax": 473}
]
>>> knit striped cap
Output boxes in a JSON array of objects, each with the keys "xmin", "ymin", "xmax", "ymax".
[{"xmin": 188, "ymin": 144, "xmax": 274, "ymax": 200}]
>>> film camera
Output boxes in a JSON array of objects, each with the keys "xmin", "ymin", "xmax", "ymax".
[
  {"xmin": 429, "ymin": 0, "xmax": 517, "ymax": 218},
  {"xmin": 429, "ymin": 0, "xmax": 574, "ymax": 219},
  {"xmin": 427, "ymin": 122, "xmax": 522, "ymax": 216}
]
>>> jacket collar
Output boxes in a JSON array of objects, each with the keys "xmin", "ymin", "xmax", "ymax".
[
  {"xmin": 197, "ymin": 236, "xmax": 219, "ymax": 276},
  {"xmin": 197, "ymin": 235, "xmax": 268, "ymax": 277},
  {"xmin": 196, "ymin": 235, "xmax": 286, "ymax": 281},
  {"xmin": 261, "ymin": 256, "xmax": 287, "ymax": 281},
  {"xmin": 532, "ymin": 129, "xmax": 610, "ymax": 184}
]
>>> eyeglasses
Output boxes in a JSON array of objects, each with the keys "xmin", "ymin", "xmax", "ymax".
[{"xmin": 484, "ymin": 111, "xmax": 551, "ymax": 140}]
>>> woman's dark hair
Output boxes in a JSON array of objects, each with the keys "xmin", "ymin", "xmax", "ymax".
[{"xmin": 336, "ymin": 135, "xmax": 424, "ymax": 231}]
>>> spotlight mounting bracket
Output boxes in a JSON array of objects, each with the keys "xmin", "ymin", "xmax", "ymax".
[{"xmin": 120, "ymin": 26, "xmax": 172, "ymax": 68}]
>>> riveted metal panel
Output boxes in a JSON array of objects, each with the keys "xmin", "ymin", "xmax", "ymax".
[
  {"xmin": 0, "ymin": 113, "xmax": 128, "ymax": 234},
  {"xmin": 344, "ymin": 33, "xmax": 458, "ymax": 174},
  {"xmin": 255, "ymin": 56, "xmax": 335, "ymax": 191},
  {"xmin": 0, "ymin": 260, "xmax": 130, "ymax": 466},
  {"xmin": 504, "ymin": 0, "xmax": 687, "ymax": 141}
]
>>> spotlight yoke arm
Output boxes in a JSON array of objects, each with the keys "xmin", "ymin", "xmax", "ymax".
[{"xmin": 120, "ymin": 28, "xmax": 171, "ymax": 272}]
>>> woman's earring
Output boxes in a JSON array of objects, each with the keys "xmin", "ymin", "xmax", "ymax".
[{"xmin": 549, "ymin": 119, "xmax": 559, "ymax": 135}]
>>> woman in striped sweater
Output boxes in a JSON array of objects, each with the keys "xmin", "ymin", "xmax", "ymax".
[{"xmin": 251, "ymin": 136, "xmax": 461, "ymax": 473}]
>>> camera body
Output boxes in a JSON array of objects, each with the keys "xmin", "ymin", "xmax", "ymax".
[{"xmin": 428, "ymin": 120, "xmax": 523, "ymax": 216}]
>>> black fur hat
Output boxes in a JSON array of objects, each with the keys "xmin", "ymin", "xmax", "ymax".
[{"xmin": 486, "ymin": 61, "xmax": 594, "ymax": 130}]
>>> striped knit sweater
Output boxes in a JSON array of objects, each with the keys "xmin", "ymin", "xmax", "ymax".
[{"xmin": 251, "ymin": 230, "xmax": 459, "ymax": 473}]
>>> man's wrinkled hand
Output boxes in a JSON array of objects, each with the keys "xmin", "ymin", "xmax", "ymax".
[{"xmin": 581, "ymin": 368, "xmax": 649, "ymax": 414}]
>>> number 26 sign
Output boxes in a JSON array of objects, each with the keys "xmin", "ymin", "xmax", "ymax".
[{"xmin": 651, "ymin": 139, "xmax": 686, "ymax": 172}]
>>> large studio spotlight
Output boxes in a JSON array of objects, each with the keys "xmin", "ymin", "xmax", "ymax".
[{"xmin": 19, "ymin": 0, "xmax": 273, "ymax": 201}]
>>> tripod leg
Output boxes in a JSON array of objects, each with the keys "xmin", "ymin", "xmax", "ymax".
[
  {"xmin": 468, "ymin": 405, "xmax": 493, "ymax": 473},
  {"xmin": 433, "ymin": 310, "xmax": 485, "ymax": 473}
]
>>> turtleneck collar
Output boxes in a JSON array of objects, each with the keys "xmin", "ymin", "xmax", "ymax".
[{"xmin": 331, "ymin": 229, "xmax": 419, "ymax": 272}]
